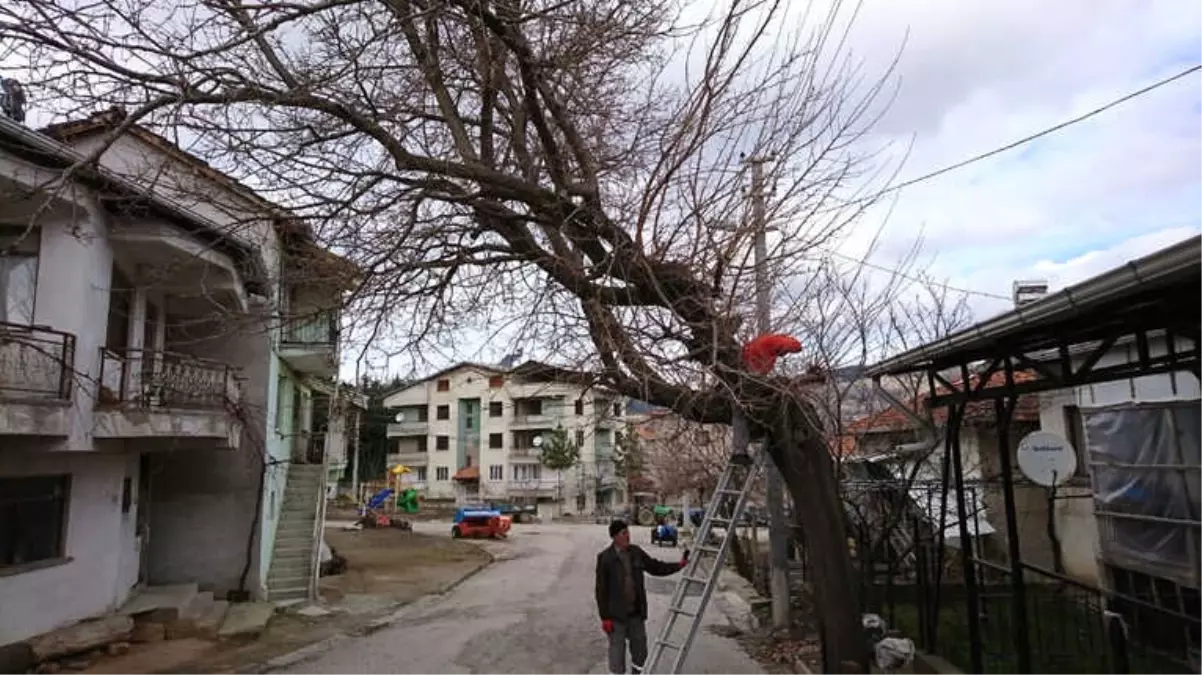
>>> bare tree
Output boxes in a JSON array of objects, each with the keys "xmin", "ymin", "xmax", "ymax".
[{"xmin": 1, "ymin": 0, "xmax": 910, "ymax": 666}]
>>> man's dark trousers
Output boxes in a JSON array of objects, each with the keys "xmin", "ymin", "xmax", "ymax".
[{"xmin": 608, "ymin": 616, "xmax": 647, "ymax": 674}]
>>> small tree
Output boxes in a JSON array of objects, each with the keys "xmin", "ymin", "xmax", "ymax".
[{"xmin": 539, "ymin": 427, "xmax": 580, "ymax": 509}]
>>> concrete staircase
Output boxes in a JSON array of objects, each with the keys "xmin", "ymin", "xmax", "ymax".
[
  {"xmin": 266, "ymin": 463, "xmax": 324, "ymax": 602},
  {"xmin": 118, "ymin": 582, "xmax": 273, "ymax": 639}
]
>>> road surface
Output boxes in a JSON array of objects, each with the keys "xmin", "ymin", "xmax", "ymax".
[{"xmin": 281, "ymin": 522, "xmax": 763, "ymax": 674}]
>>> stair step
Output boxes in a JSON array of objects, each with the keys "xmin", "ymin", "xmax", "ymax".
[
  {"xmin": 196, "ymin": 600, "xmax": 230, "ymax": 639},
  {"xmin": 218, "ymin": 601, "xmax": 275, "ymax": 639},
  {"xmin": 182, "ymin": 591, "xmax": 215, "ymax": 620},
  {"xmin": 119, "ymin": 583, "xmax": 198, "ymax": 620},
  {"xmin": 267, "ymin": 586, "xmax": 310, "ymax": 602},
  {"xmin": 268, "ymin": 573, "xmax": 313, "ymax": 587}
]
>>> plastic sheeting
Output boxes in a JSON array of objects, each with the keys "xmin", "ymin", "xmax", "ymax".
[{"xmin": 1085, "ymin": 401, "xmax": 1201, "ymax": 586}]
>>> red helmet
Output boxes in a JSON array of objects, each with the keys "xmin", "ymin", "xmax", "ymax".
[{"xmin": 742, "ymin": 334, "xmax": 803, "ymax": 374}]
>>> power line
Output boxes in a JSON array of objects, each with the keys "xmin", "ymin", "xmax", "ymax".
[
  {"xmin": 813, "ymin": 64, "xmax": 1202, "ymax": 300},
  {"xmin": 819, "ymin": 248, "xmax": 1012, "ymax": 300},
  {"xmin": 873, "ymin": 64, "xmax": 1201, "ymax": 198}
]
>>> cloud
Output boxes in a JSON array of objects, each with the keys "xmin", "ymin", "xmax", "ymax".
[{"xmin": 827, "ymin": 0, "xmax": 1201, "ymax": 326}]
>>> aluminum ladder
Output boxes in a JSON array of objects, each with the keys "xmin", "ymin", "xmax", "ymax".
[{"xmin": 645, "ymin": 450, "xmax": 766, "ymax": 674}]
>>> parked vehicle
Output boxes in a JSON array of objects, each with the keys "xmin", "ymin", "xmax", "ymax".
[
  {"xmin": 451, "ymin": 511, "xmax": 512, "ymax": 539},
  {"xmin": 651, "ymin": 521, "xmax": 678, "ymax": 547}
]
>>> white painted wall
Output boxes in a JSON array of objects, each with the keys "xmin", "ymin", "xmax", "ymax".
[{"xmin": 0, "ymin": 451, "xmax": 135, "ymax": 646}]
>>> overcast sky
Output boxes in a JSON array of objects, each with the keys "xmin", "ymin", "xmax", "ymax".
[
  {"xmin": 344, "ymin": 0, "xmax": 1200, "ymax": 379},
  {"xmin": 833, "ymin": 0, "xmax": 1200, "ymax": 317}
]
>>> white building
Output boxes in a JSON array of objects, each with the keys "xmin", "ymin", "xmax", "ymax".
[
  {"xmin": 0, "ymin": 107, "xmax": 352, "ymax": 647},
  {"xmin": 382, "ymin": 361, "xmax": 627, "ymax": 517}
]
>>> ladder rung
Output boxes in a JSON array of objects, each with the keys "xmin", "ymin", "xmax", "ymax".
[
  {"xmin": 697, "ymin": 544, "xmax": 721, "ymax": 555},
  {"xmin": 656, "ymin": 640, "xmax": 682, "ymax": 651},
  {"xmin": 717, "ymin": 488, "xmax": 742, "ymax": 496},
  {"xmin": 710, "ymin": 518, "xmax": 731, "ymax": 527},
  {"xmin": 682, "ymin": 574, "xmax": 707, "ymax": 585},
  {"xmin": 669, "ymin": 607, "xmax": 697, "ymax": 618}
]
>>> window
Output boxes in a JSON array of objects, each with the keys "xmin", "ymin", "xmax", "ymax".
[
  {"xmin": 575, "ymin": 399, "xmax": 584, "ymax": 415},
  {"xmin": 1, "ymin": 475, "xmax": 69, "ymax": 568},
  {"xmin": 275, "ymin": 376, "xmax": 288, "ymax": 432},
  {"xmin": 416, "ymin": 466, "xmax": 428, "ymax": 481},
  {"xmin": 416, "ymin": 436, "xmax": 429, "ymax": 453},
  {"xmin": 436, "ymin": 405, "xmax": 450, "ymax": 420},
  {"xmin": 415, "ymin": 406, "xmax": 428, "ymax": 422},
  {"xmin": 436, "ymin": 467, "xmax": 449, "ymax": 481},
  {"xmin": 489, "ymin": 433, "xmax": 503, "ymax": 449},
  {"xmin": 576, "ymin": 430, "xmax": 585, "ymax": 447},
  {"xmin": 513, "ymin": 464, "xmax": 542, "ymax": 481},
  {"xmin": 489, "ymin": 376, "xmax": 504, "ymax": 388},
  {"xmin": 435, "ymin": 435, "xmax": 449, "ymax": 450},
  {"xmin": 489, "ymin": 465, "xmax": 504, "ymax": 481},
  {"xmin": 576, "ymin": 493, "xmax": 586, "ymax": 512},
  {"xmin": 1086, "ymin": 402, "xmax": 1200, "ymax": 588},
  {"xmin": 528, "ymin": 399, "xmax": 543, "ymax": 415},
  {"xmin": 489, "ymin": 401, "xmax": 504, "ymax": 417},
  {"xmin": 437, "ymin": 379, "xmax": 450, "ymax": 392},
  {"xmin": 613, "ymin": 402, "xmax": 622, "ymax": 417},
  {"xmin": 0, "ymin": 226, "xmax": 39, "ymax": 324}
]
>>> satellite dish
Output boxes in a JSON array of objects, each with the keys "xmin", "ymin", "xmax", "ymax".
[
  {"xmin": 532, "ymin": 435, "xmax": 543, "ymax": 448},
  {"xmin": 1016, "ymin": 431, "xmax": 1077, "ymax": 487},
  {"xmin": 394, "ymin": 411, "xmax": 406, "ymax": 423}
]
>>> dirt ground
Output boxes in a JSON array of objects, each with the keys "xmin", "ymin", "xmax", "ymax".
[{"xmin": 76, "ymin": 528, "xmax": 491, "ymax": 675}]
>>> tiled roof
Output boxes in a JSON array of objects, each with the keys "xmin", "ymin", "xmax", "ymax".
[
  {"xmin": 452, "ymin": 465, "xmax": 480, "ymax": 481},
  {"xmin": 839, "ymin": 370, "xmax": 1041, "ymax": 456}
]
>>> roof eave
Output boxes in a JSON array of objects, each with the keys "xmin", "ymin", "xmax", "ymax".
[{"xmin": 865, "ymin": 235, "xmax": 1201, "ymax": 378}]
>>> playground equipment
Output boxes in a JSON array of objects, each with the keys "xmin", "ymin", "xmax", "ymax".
[{"xmin": 397, "ymin": 488, "xmax": 420, "ymax": 513}]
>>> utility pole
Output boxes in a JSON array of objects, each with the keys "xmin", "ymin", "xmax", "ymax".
[{"xmin": 746, "ymin": 155, "xmax": 791, "ymax": 629}]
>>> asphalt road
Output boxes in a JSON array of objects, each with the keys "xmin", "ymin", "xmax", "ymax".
[{"xmin": 282, "ymin": 522, "xmax": 764, "ymax": 674}]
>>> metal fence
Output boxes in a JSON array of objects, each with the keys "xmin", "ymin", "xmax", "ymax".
[
  {"xmin": 98, "ymin": 347, "xmax": 237, "ymax": 409},
  {"xmin": 836, "ymin": 478, "xmax": 1201, "ymax": 674},
  {"xmin": 0, "ymin": 322, "xmax": 75, "ymax": 400}
]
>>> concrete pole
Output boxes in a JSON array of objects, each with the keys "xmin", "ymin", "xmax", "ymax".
[{"xmin": 747, "ymin": 156, "xmax": 791, "ymax": 629}]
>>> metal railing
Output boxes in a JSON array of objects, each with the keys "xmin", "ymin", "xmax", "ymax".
[
  {"xmin": 283, "ymin": 311, "xmax": 337, "ymax": 346},
  {"xmin": 98, "ymin": 347, "xmax": 238, "ymax": 409},
  {"xmin": 291, "ymin": 431, "xmax": 326, "ymax": 464},
  {"xmin": 0, "ymin": 322, "xmax": 76, "ymax": 400}
]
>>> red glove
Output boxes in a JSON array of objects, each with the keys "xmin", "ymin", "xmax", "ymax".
[
  {"xmin": 602, "ymin": 619, "xmax": 614, "ymax": 634},
  {"xmin": 680, "ymin": 548, "xmax": 690, "ymax": 569}
]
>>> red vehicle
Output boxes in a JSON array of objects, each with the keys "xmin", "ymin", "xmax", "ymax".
[{"xmin": 451, "ymin": 512, "xmax": 512, "ymax": 539}]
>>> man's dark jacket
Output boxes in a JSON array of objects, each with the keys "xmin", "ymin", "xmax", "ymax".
[{"xmin": 595, "ymin": 544, "xmax": 681, "ymax": 621}]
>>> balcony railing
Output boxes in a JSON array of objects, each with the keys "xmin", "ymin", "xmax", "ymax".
[
  {"xmin": 291, "ymin": 431, "xmax": 326, "ymax": 464},
  {"xmin": 0, "ymin": 322, "xmax": 75, "ymax": 400},
  {"xmin": 509, "ymin": 447, "xmax": 542, "ymax": 458},
  {"xmin": 283, "ymin": 312, "xmax": 337, "ymax": 346},
  {"xmin": 388, "ymin": 421, "xmax": 429, "ymax": 435},
  {"xmin": 98, "ymin": 348, "xmax": 238, "ymax": 410}
]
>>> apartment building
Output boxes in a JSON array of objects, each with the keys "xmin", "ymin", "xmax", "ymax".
[
  {"xmin": 382, "ymin": 361, "xmax": 627, "ymax": 517},
  {"xmin": 0, "ymin": 107, "xmax": 351, "ymax": 646}
]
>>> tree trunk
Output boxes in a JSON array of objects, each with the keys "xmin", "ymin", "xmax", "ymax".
[{"xmin": 761, "ymin": 393, "xmax": 865, "ymax": 673}]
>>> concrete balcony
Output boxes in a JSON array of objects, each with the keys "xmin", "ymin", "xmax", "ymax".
[
  {"xmin": 507, "ymin": 478, "xmax": 558, "ymax": 497},
  {"xmin": 387, "ymin": 420, "xmax": 429, "ymax": 436},
  {"xmin": 510, "ymin": 413, "xmax": 557, "ymax": 428},
  {"xmin": 0, "ymin": 322, "xmax": 75, "ymax": 437},
  {"xmin": 93, "ymin": 347, "xmax": 242, "ymax": 450},
  {"xmin": 387, "ymin": 451, "xmax": 430, "ymax": 466},
  {"xmin": 508, "ymin": 447, "xmax": 542, "ymax": 462},
  {"xmin": 279, "ymin": 312, "xmax": 338, "ymax": 377}
]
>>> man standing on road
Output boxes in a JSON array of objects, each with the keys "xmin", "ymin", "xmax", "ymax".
[{"xmin": 596, "ymin": 519, "xmax": 689, "ymax": 674}]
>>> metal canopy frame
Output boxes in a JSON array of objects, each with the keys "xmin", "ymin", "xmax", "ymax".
[{"xmin": 863, "ymin": 238, "xmax": 1201, "ymax": 673}]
